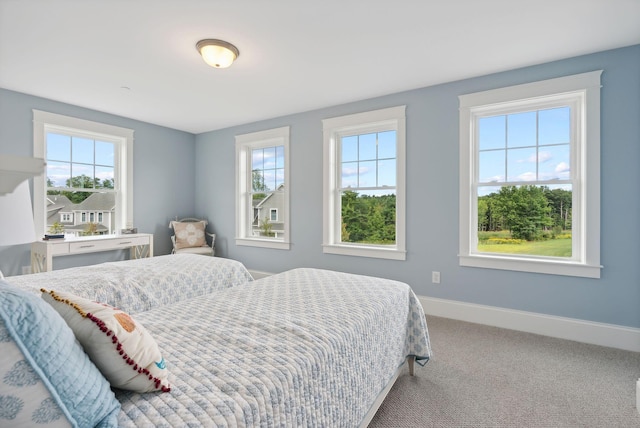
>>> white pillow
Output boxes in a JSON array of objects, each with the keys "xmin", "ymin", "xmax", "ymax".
[{"xmin": 41, "ymin": 289, "xmax": 170, "ymax": 393}]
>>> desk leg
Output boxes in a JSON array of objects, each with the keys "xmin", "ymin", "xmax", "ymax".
[
  {"xmin": 130, "ymin": 245, "xmax": 147, "ymax": 259},
  {"xmin": 31, "ymin": 248, "xmax": 49, "ymax": 273},
  {"xmin": 130, "ymin": 238, "xmax": 153, "ymax": 259}
]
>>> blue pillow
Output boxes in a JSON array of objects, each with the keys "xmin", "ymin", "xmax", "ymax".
[{"xmin": 0, "ymin": 280, "xmax": 120, "ymax": 427}]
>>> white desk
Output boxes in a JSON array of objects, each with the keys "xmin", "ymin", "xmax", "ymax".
[{"xmin": 31, "ymin": 233, "xmax": 154, "ymax": 273}]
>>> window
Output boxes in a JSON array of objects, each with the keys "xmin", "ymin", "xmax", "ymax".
[
  {"xmin": 235, "ymin": 126, "xmax": 290, "ymax": 250},
  {"xmin": 60, "ymin": 213, "xmax": 72, "ymax": 222},
  {"xmin": 33, "ymin": 110, "xmax": 134, "ymax": 238},
  {"xmin": 322, "ymin": 106, "xmax": 406, "ymax": 260},
  {"xmin": 459, "ymin": 71, "xmax": 602, "ymax": 278}
]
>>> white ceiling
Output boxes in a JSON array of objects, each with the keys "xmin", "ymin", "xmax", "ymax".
[{"xmin": 1, "ymin": 1, "xmax": 639, "ymax": 134}]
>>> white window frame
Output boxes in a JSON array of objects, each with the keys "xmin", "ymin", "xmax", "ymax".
[
  {"xmin": 33, "ymin": 110, "xmax": 134, "ymax": 238},
  {"xmin": 270, "ymin": 208, "xmax": 278, "ymax": 222},
  {"xmin": 459, "ymin": 71, "xmax": 602, "ymax": 278},
  {"xmin": 322, "ymin": 106, "xmax": 406, "ymax": 260},
  {"xmin": 235, "ymin": 126, "xmax": 290, "ymax": 250}
]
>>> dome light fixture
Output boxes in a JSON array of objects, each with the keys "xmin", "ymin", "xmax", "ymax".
[{"xmin": 196, "ymin": 39, "xmax": 239, "ymax": 69}]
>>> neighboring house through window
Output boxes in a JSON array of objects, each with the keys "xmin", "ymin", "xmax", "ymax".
[
  {"xmin": 47, "ymin": 192, "xmax": 115, "ymax": 236},
  {"xmin": 235, "ymin": 126, "xmax": 290, "ymax": 249},
  {"xmin": 458, "ymin": 71, "xmax": 602, "ymax": 278},
  {"xmin": 322, "ymin": 106, "xmax": 406, "ymax": 260},
  {"xmin": 33, "ymin": 110, "xmax": 133, "ymax": 238}
]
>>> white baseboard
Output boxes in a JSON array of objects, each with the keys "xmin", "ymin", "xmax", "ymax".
[{"xmin": 419, "ymin": 296, "xmax": 640, "ymax": 353}]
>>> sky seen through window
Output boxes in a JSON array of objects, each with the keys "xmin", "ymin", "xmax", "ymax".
[{"xmin": 478, "ymin": 106, "xmax": 571, "ymax": 196}]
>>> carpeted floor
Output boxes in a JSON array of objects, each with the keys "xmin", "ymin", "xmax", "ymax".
[{"xmin": 369, "ymin": 316, "xmax": 640, "ymax": 427}]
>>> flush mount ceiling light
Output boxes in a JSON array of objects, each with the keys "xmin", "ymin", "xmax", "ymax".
[{"xmin": 196, "ymin": 39, "xmax": 239, "ymax": 69}]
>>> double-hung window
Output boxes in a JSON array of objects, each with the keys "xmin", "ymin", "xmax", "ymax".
[
  {"xmin": 323, "ymin": 106, "xmax": 406, "ymax": 260},
  {"xmin": 235, "ymin": 126, "xmax": 290, "ymax": 250},
  {"xmin": 33, "ymin": 110, "xmax": 134, "ymax": 238},
  {"xmin": 459, "ymin": 71, "xmax": 602, "ymax": 278}
]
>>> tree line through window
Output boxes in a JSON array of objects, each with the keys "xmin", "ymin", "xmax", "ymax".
[{"xmin": 477, "ymin": 186, "xmax": 572, "ymax": 257}]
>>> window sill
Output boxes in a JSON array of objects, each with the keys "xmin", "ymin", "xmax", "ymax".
[
  {"xmin": 459, "ymin": 254, "xmax": 602, "ymax": 278},
  {"xmin": 323, "ymin": 244, "xmax": 406, "ymax": 260},
  {"xmin": 236, "ymin": 238, "xmax": 290, "ymax": 250}
]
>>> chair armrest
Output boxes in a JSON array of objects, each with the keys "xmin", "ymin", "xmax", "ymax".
[{"xmin": 206, "ymin": 233, "xmax": 216, "ymax": 249}]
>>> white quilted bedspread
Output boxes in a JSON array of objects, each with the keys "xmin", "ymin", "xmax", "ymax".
[
  {"xmin": 116, "ymin": 268, "xmax": 431, "ymax": 427},
  {"xmin": 7, "ymin": 254, "xmax": 254, "ymax": 314}
]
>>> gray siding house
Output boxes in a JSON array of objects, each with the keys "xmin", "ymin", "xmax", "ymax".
[
  {"xmin": 46, "ymin": 193, "xmax": 115, "ymax": 236},
  {"xmin": 252, "ymin": 185, "xmax": 285, "ymax": 238}
]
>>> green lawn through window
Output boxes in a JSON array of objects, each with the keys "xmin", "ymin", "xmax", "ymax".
[{"xmin": 478, "ymin": 231, "xmax": 572, "ymax": 257}]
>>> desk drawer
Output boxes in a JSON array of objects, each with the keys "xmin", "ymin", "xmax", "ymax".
[
  {"xmin": 68, "ymin": 236, "xmax": 149, "ymax": 253},
  {"xmin": 111, "ymin": 236, "xmax": 149, "ymax": 247},
  {"xmin": 47, "ymin": 242, "xmax": 70, "ymax": 255},
  {"xmin": 69, "ymin": 241, "xmax": 111, "ymax": 252}
]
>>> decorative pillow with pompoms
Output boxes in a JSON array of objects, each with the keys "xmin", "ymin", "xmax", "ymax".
[{"xmin": 41, "ymin": 289, "xmax": 170, "ymax": 393}]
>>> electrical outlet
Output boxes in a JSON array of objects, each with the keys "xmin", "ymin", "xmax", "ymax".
[
  {"xmin": 22, "ymin": 266, "xmax": 31, "ymax": 275},
  {"xmin": 432, "ymin": 271, "xmax": 441, "ymax": 284}
]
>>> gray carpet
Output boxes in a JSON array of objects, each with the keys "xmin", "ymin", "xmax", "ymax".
[{"xmin": 369, "ymin": 316, "xmax": 640, "ymax": 427}]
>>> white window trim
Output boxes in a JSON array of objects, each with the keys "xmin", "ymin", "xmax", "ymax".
[
  {"xmin": 33, "ymin": 110, "xmax": 134, "ymax": 238},
  {"xmin": 322, "ymin": 106, "xmax": 406, "ymax": 260},
  {"xmin": 458, "ymin": 71, "xmax": 602, "ymax": 278},
  {"xmin": 235, "ymin": 126, "xmax": 290, "ymax": 250}
]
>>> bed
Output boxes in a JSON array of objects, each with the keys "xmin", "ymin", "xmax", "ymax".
[
  {"xmin": 0, "ymin": 256, "xmax": 431, "ymax": 427},
  {"xmin": 6, "ymin": 254, "xmax": 254, "ymax": 314}
]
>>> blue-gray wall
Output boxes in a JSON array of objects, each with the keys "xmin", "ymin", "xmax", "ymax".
[
  {"xmin": 1, "ymin": 45, "xmax": 638, "ymax": 329},
  {"xmin": 0, "ymin": 89, "xmax": 196, "ymax": 273},
  {"xmin": 195, "ymin": 44, "xmax": 640, "ymax": 329}
]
